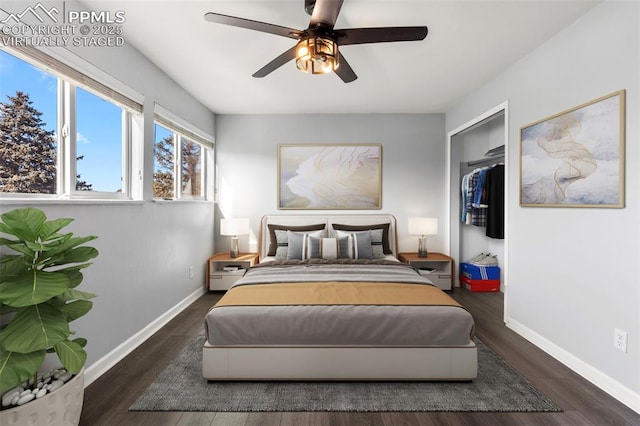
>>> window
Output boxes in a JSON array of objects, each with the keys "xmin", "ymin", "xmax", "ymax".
[
  {"xmin": 0, "ymin": 51, "xmax": 58, "ymax": 194},
  {"xmin": 153, "ymin": 123, "xmax": 175, "ymax": 199},
  {"xmin": 0, "ymin": 47, "xmax": 141, "ymax": 199},
  {"xmin": 0, "ymin": 46, "xmax": 212, "ymax": 202},
  {"xmin": 153, "ymin": 116, "xmax": 211, "ymax": 201},
  {"xmin": 181, "ymin": 138, "xmax": 202, "ymax": 199},
  {"xmin": 75, "ymin": 87, "xmax": 126, "ymax": 193}
]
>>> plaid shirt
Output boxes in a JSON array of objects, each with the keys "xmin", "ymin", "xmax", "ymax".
[{"xmin": 467, "ymin": 169, "xmax": 488, "ymax": 227}]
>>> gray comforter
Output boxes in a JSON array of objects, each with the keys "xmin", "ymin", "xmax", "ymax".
[
  {"xmin": 205, "ymin": 260, "xmax": 475, "ymax": 347},
  {"xmin": 234, "ymin": 259, "xmax": 435, "ymax": 287}
]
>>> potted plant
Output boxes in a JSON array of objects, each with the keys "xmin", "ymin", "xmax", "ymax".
[{"xmin": 0, "ymin": 207, "xmax": 98, "ymax": 425}]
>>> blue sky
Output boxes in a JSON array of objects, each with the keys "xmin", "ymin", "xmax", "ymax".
[{"xmin": 0, "ymin": 49, "xmax": 123, "ymax": 192}]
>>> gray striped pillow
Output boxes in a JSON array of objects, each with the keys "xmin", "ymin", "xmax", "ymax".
[
  {"xmin": 275, "ymin": 229, "xmax": 325, "ymax": 260},
  {"xmin": 336, "ymin": 229, "xmax": 384, "ymax": 259},
  {"xmin": 307, "ymin": 237, "xmax": 351, "ymax": 259}
]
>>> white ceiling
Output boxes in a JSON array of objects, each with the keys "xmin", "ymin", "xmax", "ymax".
[{"xmin": 86, "ymin": 1, "xmax": 599, "ymax": 114}]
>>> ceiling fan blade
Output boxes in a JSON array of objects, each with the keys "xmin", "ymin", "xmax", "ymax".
[
  {"xmin": 252, "ymin": 46, "xmax": 298, "ymax": 78},
  {"xmin": 336, "ymin": 26, "xmax": 428, "ymax": 45},
  {"xmin": 309, "ymin": 0, "xmax": 344, "ymax": 28},
  {"xmin": 335, "ymin": 52, "xmax": 357, "ymax": 83},
  {"xmin": 204, "ymin": 12, "xmax": 301, "ymax": 39}
]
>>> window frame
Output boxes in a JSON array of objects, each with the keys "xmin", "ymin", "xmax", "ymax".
[
  {"xmin": 0, "ymin": 45, "xmax": 142, "ymax": 201},
  {"xmin": 178, "ymin": 135, "xmax": 205, "ymax": 200},
  {"xmin": 65, "ymin": 83, "xmax": 133, "ymax": 200},
  {"xmin": 153, "ymin": 105, "xmax": 214, "ymax": 202},
  {"xmin": 152, "ymin": 122, "xmax": 177, "ymax": 200}
]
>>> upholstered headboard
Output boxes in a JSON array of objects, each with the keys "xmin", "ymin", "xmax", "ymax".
[{"xmin": 259, "ymin": 214, "xmax": 398, "ymax": 260}]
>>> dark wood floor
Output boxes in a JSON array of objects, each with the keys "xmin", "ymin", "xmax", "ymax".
[{"xmin": 81, "ymin": 290, "xmax": 640, "ymax": 425}]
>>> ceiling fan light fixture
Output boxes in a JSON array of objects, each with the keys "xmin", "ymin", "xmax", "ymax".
[
  {"xmin": 205, "ymin": 2, "xmax": 428, "ymax": 83},
  {"xmin": 295, "ymin": 36, "xmax": 339, "ymax": 75}
]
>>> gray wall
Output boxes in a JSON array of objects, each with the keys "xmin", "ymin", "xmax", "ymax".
[
  {"xmin": 447, "ymin": 1, "xmax": 639, "ymax": 404},
  {"xmin": 214, "ymin": 114, "xmax": 447, "ymax": 254},
  {"xmin": 0, "ymin": 9, "xmax": 216, "ymax": 382}
]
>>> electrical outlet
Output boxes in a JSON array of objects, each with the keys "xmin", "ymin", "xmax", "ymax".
[
  {"xmin": 614, "ymin": 329, "xmax": 628, "ymax": 353},
  {"xmin": 189, "ymin": 266, "xmax": 194, "ymax": 279}
]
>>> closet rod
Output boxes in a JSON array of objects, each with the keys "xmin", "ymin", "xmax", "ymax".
[{"xmin": 466, "ymin": 154, "xmax": 504, "ymax": 167}]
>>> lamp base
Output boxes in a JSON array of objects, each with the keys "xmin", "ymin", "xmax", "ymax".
[
  {"xmin": 229, "ymin": 236, "xmax": 239, "ymax": 258},
  {"xmin": 418, "ymin": 236, "xmax": 428, "ymax": 258}
]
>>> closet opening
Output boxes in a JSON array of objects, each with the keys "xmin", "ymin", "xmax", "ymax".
[{"xmin": 447, "ymin": 102, "xmax": 509, "ymax": 319}]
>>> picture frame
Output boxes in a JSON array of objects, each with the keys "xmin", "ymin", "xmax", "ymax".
[
  {"xmin": 520, "ymin": 90, "xmax": 625, "ymax": 208},
  {"xmin": 278, "ymin": 144, "xmax": 382, "ymax": 210}
]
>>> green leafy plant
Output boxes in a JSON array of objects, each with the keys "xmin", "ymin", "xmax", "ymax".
[{"xmin": 0, "ymin": 207, "xmax": 98, "ymax": 395}]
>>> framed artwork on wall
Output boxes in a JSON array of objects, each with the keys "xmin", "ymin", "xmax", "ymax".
[
  {"xmin": 278, "ymin": 144, "xmax": 382, "ymax": 210},
  {"xmin": 520, "ymin": 89, "xmax": 625, "ymax": 208}
]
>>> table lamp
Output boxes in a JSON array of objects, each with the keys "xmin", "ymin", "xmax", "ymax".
[
  {"xmin": 408, "ymin": 217, "xmax": 438, "ymax": 258},
  {"xmin": 220, "ymin": 218, "xmax": 250, "ymax": 258}
]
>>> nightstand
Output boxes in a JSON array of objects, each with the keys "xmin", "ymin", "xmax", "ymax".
[
  {"xmin": 207, "ymin": 252, "xmax": 259, "ymax": 291},
  {"xmin": 397, "ymin": 252, "xmax": 454, "ymax": 291}
]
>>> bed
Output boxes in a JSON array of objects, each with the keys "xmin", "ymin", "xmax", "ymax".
[{"xmin": 203, "ymin": 214, "xmax": 477, "ymax": 381}]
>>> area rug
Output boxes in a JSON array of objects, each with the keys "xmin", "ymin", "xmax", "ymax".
[{"xmin": 129, "ymin": 335, "xmax": 561, "ymax": 412}]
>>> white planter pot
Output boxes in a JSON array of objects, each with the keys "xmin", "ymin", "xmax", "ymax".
[{"xmin": 1, "ymin": 369, "xmax": 84, "ymax": 426}]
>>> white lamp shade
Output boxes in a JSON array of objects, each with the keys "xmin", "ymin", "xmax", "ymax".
[
  {"xmin": 220, "ymin": 218, "xmax": 250, "ymax": 236},
  {"xmin": 408, "ymin": 217, "xmax": 438, "ymax": 235}
]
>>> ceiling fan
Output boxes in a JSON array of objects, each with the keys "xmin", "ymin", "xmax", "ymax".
[{"xmin": 204, "ymin": 0, "xmax": 428, "ymax": 83}]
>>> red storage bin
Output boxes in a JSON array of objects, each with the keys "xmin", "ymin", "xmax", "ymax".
[{"xmin": 460, "ymin": 275, "xmax": 500, "ymax": 292}]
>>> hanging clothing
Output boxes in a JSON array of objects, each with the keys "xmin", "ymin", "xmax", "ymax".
[
  {"xmin": 472, "ymin": 167, "xmax": 489, "ymax": 208},
  {"xmin": 460, "ymin": 162, "xmax": 504, "ymax": 239},
  {"xmin": 470, "ymin": 173, "xmax": 487, "ymax": 227},
  {"xmin": 466, "ymin": 172, "xmax": 478, "ymax": 225},
  {"xmin": 485, "ymin": 164, "xmax": 504, "ymax": 239},
  {"xmin": 461, "ymin": 173, "xmax": 470, "ymax": 223},
  {"xmin": 461, "ymin": 167, "xmax": 488, "ymax": 227}
]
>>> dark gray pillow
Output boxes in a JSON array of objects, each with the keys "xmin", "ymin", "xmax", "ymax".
[
  {"xmin": 336, "ymin": 230, "xmax": 373, "ymax": 259},
  {"xmin": 337, "ymin": 237, "xmax": 352, "ymax": 259},
  {"xmin": 338, "ymin": 228, "xmax": 385, "ymax": 258},
  {"xmin": 267, "ymin": 223, "xmax": 326, "ymax": 256},
  {"xmin": 307, "ymin": 236, "xmax": 323, "ymax": 259},
  {"xmin": 331, "ymin": 223, "xmax": 392, "ymax": 254}
]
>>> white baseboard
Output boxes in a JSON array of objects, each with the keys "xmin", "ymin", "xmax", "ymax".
[
  {"xmin": 83, "ymin": 287, "xmax": 207, "ymax": 387},
  {"xmin": 506, "ymin": 317, "xmax": 640, "ymax": 415}
]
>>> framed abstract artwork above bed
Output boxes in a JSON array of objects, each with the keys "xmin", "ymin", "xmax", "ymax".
[{"xmin": 278, "ymin": 144, "xmax": 382, "ymax": 210}]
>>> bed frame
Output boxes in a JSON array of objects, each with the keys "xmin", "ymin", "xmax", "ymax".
[
  {"xmin": 257, "ymin": 214, "xmax": 400, "ymax": 259},
  {"xmin": 203, "ymin": 214, "xmax": 478, "ymax": 381}
]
